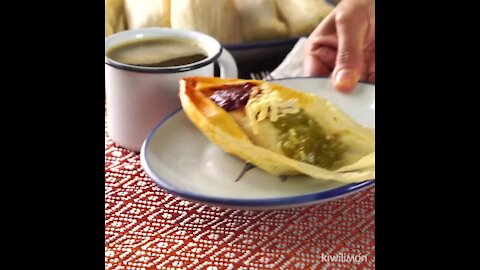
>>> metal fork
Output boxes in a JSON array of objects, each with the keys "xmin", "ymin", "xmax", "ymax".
[{"xmin": 249, "ymin": 71, "xmax": 274, "ymax": 81}]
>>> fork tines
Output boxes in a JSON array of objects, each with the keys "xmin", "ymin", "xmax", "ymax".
[{"xmin": 250, "ymin": 71, "xmax": 273, "ymax": 81}]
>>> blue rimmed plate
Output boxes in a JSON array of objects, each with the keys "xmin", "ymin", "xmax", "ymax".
[{"xmin": 140, "ymin": 77, "xmax": 375, "ymax": 209}]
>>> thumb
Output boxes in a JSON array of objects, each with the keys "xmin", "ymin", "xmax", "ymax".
[{"xmin": 332, "ymin": 13, "xmax": 366, "ymax": 92}]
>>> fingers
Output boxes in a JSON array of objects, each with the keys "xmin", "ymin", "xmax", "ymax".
[
  {"xmin": 309, "ymin": 9, "xmax": 337, "ymax": 37},
  {"xmin": 304, "ymin": 54, "xmax": 332, "ymax": 76},
  {"xmin": 332, "ymin": 9, "xmax": 368, "ymax": 92},
  {"xmin": 303, "ymin": 32, "xmax": 339, "ymax": 76},
  {"xmin": 367, "ymin": 51, "xmax": 375, "ymax": 83},
  {"xmin": 303, "ymin": 36, "xmax": 338, "ymax": 76},
  {"xmin": 303, "ymin": 0, "xmax": 375, "ymax": 90},
  {"xmin": 367, "ymin": 72, "xmax": 375, "ymax": 83}
]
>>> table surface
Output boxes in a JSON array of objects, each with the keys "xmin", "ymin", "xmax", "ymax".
[{"xmin": 105, "ymin": 116, "xmax": 375, "ymax": 269}]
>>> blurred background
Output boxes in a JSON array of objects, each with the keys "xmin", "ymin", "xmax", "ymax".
[{"xmin": 105, "ymin": 0, "xmax": 337, "ymax": 78}]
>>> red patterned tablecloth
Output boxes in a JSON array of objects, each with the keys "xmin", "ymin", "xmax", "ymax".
[{"xmin": 105, "ymin": 120, "xmax": 375, "ymax": 269}]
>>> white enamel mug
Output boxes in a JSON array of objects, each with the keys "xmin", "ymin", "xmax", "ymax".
[{"xmin": 105, "ymin": 27, "xmax": 238, "ymax": 152}]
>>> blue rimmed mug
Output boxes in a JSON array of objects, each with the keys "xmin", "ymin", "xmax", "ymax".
[{"xmin": 105, "ymin": 27, "xmax": 238, "ymax": 152}]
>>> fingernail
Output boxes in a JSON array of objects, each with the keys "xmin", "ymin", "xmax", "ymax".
[{"xmin": 334, "ymin": 69, "xmax": 359, "ymax": 92}]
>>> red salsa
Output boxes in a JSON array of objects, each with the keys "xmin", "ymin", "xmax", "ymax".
[{"xmin": 208, "ymin": 83, "xmax": 256, "ymax": 111}]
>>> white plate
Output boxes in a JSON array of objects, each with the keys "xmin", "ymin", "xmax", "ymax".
[{"xmin": 141, "ymin": 77, "xmax": 375, "ymax": 209}]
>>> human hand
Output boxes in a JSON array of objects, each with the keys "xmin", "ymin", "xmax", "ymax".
[{"xmin": 303, "ymin": 0, "xmax": 375, "ymax": 92}]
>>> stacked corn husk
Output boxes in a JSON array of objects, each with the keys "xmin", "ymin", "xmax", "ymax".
[{"xmin": 105, "ymin": 0, "xmax": 333, "ymax": 43}]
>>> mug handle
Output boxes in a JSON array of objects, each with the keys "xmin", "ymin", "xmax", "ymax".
[{"xmin": 216, "ymin": 48, "xmax": 238, "ymax": 78}]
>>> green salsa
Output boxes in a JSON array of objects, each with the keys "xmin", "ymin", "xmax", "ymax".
[{"xmin": 272, "ymin": 110, "xmax": 345, "ymax": 169}]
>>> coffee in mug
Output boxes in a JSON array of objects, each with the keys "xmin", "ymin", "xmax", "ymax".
[{"xmin": 106, "ymin": 37, "xmax": 209, "ymax": 67}]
